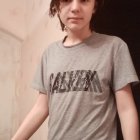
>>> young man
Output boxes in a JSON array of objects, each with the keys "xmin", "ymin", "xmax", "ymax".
[{"xmin": 12, "ymin": 0, "xmax": 139, "ymax": 140}]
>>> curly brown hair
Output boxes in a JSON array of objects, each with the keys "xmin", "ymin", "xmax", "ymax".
[{"xmin": 49, "ymin": 0, "xmax": 104, "ymax": 31}]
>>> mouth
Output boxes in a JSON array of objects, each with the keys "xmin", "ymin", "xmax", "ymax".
[
  {"xmin": 68, "ymin": 17, "xmax": 83, "ymax": 20},
  {"xmin": 68, "ymin": 17, "xmax": 83, "ymax": 23}
]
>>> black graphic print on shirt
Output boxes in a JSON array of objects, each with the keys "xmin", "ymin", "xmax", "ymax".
[{"xmin": 49, "ymin": 70, "xmax": 102, "ymax": 94}]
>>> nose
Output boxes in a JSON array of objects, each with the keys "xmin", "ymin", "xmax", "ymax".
[{"xmin": 70, "ymin": 0, "xmax": 80, "ymax": 13}]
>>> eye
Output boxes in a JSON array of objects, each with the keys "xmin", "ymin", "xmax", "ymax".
[
  {"xmin": 60, "ymin": 0, "xmax": 71, "ymax": 3},
  {"xmin": 80, "ymin": 0, "xmax": 90, "ymax": 2}
]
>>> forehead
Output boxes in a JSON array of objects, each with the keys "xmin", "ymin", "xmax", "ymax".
[
  {"xmin": 56, "ymin": 0, "xmax": 96, "ymax": 3},
  {"xmin": 52, "ymin": 0, "xmax": 97, "ymax": 9}
]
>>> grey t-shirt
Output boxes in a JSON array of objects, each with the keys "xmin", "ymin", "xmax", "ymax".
[{"xmin": 32, "ymin": 32, "xmax": 139, "ymax": 140}]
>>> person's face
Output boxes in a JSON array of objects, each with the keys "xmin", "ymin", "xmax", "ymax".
[{"xmin": 58, "ymin": 0, "xmax": 96, "ymax": 32}]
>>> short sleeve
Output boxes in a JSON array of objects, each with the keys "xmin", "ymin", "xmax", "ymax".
[
  {"xmin": 31, "ymin": 50, "xmax": 48, "ymax": 94},
  {"xmin": 112, "ymin": 40, "xmax": 139, "ymax": 92}
]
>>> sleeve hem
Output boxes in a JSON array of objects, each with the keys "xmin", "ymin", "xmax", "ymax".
[
  {"xmin": 113, "ymin": 75, "xmax": 139, "ymax": 92},
  {"xmin": 31, "ymin": 83, "xmax": 48, "ymax": 94}
]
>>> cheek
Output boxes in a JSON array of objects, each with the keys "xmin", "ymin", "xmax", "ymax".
[
  {"xmin": 59, "ymin": 13, "xmax": 65, "ymax": 21},
  {"xmin": 86, "ymin": 10, "xmax": 94, "ymax": 20},
  {"xmin": 59, "ymin": 10, "xmax": 68, "ymax": 20},
  {"xmin": 58, "ymin": 13, "xmax": 67, "ymax": 25}
]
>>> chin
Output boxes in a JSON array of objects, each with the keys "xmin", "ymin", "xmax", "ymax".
[
  {"xmin": 68, "ymin": 26, "xmax": 84, "ymax": 31},
  {"xmin": 67, "ymin": 24, "xmax": 89, "ymax": 32}
]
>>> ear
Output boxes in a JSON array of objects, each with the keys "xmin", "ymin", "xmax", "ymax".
[
  {"xmin": 93, "ymin": 0, "xmax": 98, "ymax": 14},
  {"xmin": 92, "ymin": 9, "xmax": 96, "ymax": 14},
  {"xmin": 57, "ymin": 13, "xmax": 60, "ymax": 18}
]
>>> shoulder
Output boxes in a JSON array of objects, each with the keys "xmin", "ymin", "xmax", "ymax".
[
  {"xmin": 94, "ymin": 32, "xmax": 128, "ymax": 50},
  {"xmin": 42, "ymin": 40, "xmax": 62, "ymax": 55},
  {"xmin": 48, "ymin": 40, "xmax": 61, "ymax": 48},
  {"xmin": 91, "ymin": 32, "xmax": 130, "ymax": 60},
  {"xmin": 95, "ymin": 32, "xmax": 126, "ymax": 44}
]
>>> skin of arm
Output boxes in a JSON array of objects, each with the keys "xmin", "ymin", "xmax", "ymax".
[
  {"xmin": 11, "ymin": 92, "xmax": 49, "ymax": 140},
  {"xmin": 115, "ymin": 84, "xmax": 139, "ymax": 140}
]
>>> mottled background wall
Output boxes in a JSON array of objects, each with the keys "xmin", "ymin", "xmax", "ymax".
[{"xmin": 0, "ymin": 0, "xmax": 64, "ymax": 140}]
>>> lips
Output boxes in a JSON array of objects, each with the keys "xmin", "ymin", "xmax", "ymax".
[
  {"xmin": 68, "ymin": 17, "xmax": 83, "ymax": 23},
  {"xmin": 68, "ymin": 17, "xmax": 83, "ymax": 20}
]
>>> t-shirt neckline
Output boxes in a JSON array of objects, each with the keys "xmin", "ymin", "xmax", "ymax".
[{"xmin": 59, "ymin": 31, "xmax": 96, "ymax": 51}]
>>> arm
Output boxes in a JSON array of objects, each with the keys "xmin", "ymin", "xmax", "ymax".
[
  {"xmin": 11, "ymin": 92, "xmax": 49, "ymax": 140},
  {"xmin": 115, "ymin": 84, "xmax": 139, "ymax": 140}
]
